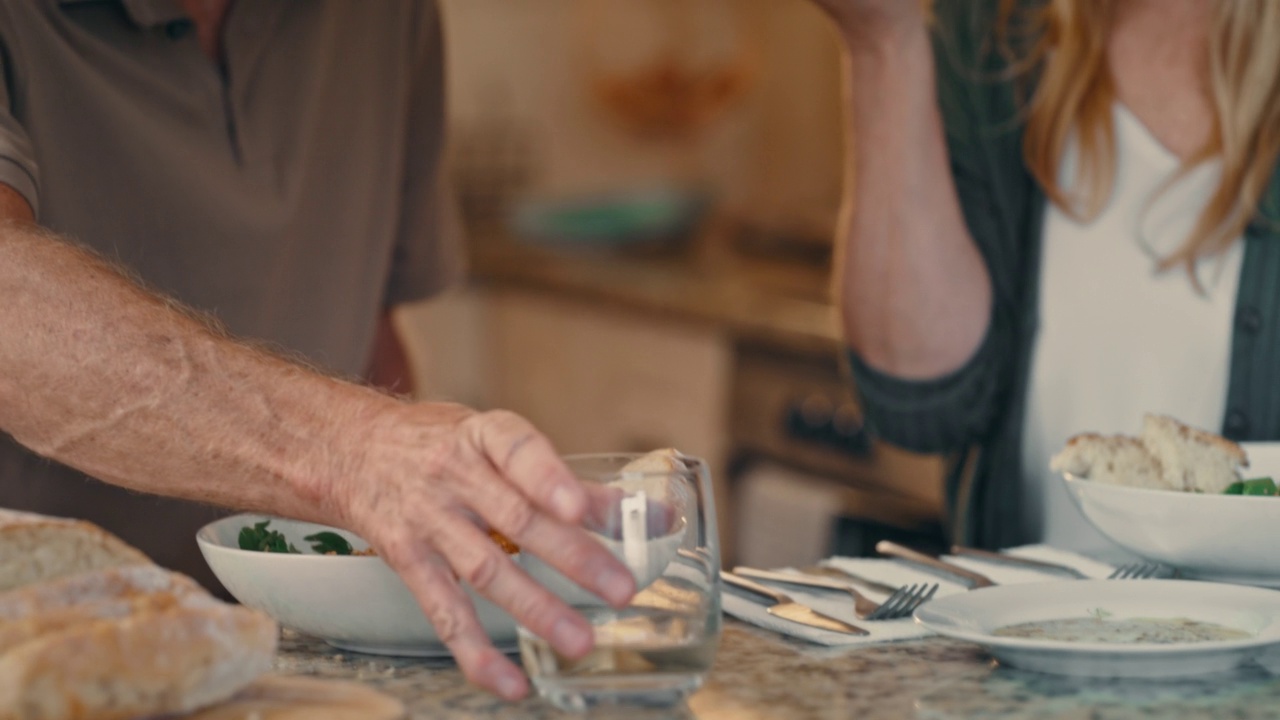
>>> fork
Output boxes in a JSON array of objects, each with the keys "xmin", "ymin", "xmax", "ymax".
[
  {"xmin": 734, "ymin": 567, "xmax": 939, "ymax": 620},
  {"xmin": 1107, "ymin": 562, "xmax": 1171, "ymax": 580}
]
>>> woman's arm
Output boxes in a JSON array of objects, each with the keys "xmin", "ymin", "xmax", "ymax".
[
  {"xmin": 0, "ymin": 185, "xmax": 632, "ymax": 700},
  {"xmin": 822, "ymin": 3, "xmax": 993, "ymax": 379}
]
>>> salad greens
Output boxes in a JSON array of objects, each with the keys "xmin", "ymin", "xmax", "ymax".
[
  {"xmin": 1223, "ymin": 477, "xmax": 1277, "ymax": 496},
  {"xmin": 237, "ymin": 520, "xmax": 359, "ymax": 555},
  {"xmin": 304, "ymin": 531, "xmax": 354, "ymax": 555},
  {"xmin": 238, "ymin": 520, "xmax": 300, "ymax": 554}
]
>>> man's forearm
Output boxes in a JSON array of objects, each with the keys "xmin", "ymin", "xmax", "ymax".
[
  {"xmin": 0, "ymin": 217, "xmax": 382, "ymax": 526},
  {"xmin": 837, "ymin": 24, "xmax": 993, "ymax": 380}
]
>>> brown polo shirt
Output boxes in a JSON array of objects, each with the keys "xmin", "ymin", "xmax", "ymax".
[{"xmin": 0, "ymin": 0, "xmax": 461, "ymax": 589}]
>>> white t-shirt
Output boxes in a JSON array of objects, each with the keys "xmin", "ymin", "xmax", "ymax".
[{"xmin": 1020, "ymin": 103, "xmax": 1244, "ymax": 553}]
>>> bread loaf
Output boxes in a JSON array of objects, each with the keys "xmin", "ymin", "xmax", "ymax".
[
  {"xmin": 0, "ymin": 510, "xmax": 278, "ymax": 719},
  {"xmin": 0, "ymin": 593, "xmax": 278, "ymax": 720},
  {"xmin": 0, "ymin": 565, "xmax": 206, "ymax": 655},
  {"xmin": 0, "ymin": 510, "xmax": 150, "ymax": 592},
  {"xmin": 1142, "ymin": 414, "xmax": 1247, "ymax": 493}
]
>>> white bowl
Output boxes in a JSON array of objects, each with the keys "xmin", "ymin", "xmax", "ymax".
[
  {"xmin": 196, "ymin": 514, "xmax": 517, "ymax": 657},
  {"xmin": 1063, "ymin": 442, "xmax": 1280, "ymax": 586}
]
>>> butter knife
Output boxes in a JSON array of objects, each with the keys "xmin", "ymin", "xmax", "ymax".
[
  {"xmin": 800, "ymin": 564, "xmax": 900, "ymax": 597},
  {"xmin": 950, "ymin": 545, "xmax": 1088, "ymax": 579},
  {"xmin": 720, "ymin": 571, "xmax": 869, "ymax": 636},
  {"xmin": 875, "ymin": 541, "xmax": 995, "ymax": 589}
]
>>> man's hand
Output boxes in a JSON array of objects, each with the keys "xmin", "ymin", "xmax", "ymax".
[
  {"xmin": 0, "ymin": 200, "xmax": 633, "ymax": 702},
  {"xmin": 332, "ymin": 402, "xmax": 635, "ymax": 700}
]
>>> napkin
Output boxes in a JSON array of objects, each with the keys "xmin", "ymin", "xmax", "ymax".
[{"xmin": 721, "ymin": 544, "xmax": 1116, "ymax": 647}]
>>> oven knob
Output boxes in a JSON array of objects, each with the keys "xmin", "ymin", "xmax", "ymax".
[{"xmin": 785, "ymin": 394, "xmax": 833, "ymax": 441}]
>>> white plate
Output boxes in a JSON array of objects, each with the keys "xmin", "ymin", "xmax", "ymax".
[
  {"xmin": 914, "ymin": 580, "xmax": 1280, "ymax": 677},
  {"xmin": 197, "ymin": 514, "xmax": 518, "ymax": 657},
  {"xmin": 1064, "ymin": 442, "xmax": 1280, "ymax": 586}
]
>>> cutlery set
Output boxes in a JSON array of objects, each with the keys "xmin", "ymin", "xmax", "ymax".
[{"xmin": 724, "ymin": 543, "xmax": 1175, "ymax": 636}]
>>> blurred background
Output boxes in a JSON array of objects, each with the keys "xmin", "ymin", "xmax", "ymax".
[{"xmin": 397, "ymin": 0, "xmax": 944, "ymax": 568}]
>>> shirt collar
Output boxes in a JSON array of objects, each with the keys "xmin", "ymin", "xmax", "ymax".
[{"xmin": 57, "ymin": 0, "xmax": 187, "ymax": 29}]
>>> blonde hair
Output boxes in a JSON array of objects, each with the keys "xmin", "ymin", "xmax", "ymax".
[{"xmin": 996, "ymin": 0, "xmax": 1280, "ymax": 278}]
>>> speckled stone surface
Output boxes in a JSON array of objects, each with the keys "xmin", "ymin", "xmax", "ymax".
[{"xmin": 275, "ymin": 622, "xmax": 1280, "ymax": 719}]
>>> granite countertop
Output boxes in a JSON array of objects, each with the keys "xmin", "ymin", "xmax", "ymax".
[{"xmin": 275, "ymin": 622, "xmax": 1280, "ymax": 719}]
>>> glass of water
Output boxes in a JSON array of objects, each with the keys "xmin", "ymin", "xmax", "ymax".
[{"xmin": 517, "ymin": 453, "xmax": 722, "ymax": 711}]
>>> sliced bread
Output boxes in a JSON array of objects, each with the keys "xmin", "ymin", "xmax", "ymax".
[
  {"xmin": 1050, "ymin": 433, "xmax": 1171, "ymax": 490},
  {"xmin": 1142, "ymin": 414, "xmax": 1247, "ymax": 493}
]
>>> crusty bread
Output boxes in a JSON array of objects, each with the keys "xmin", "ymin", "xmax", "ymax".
[
  {"xmin": 1052, "ymin": 415, "xmax": 1249, "ymax": 492},
  {"xmin": 1142, "ymin": 414, "xmax": 1247, "ymax": 493},
  {"xmin": 0, "ymin": 566, "xmax": 206, "ymax": 655},
  {"xmin": 1050, "ymin": 433, "xmax": 1171, "ymax": 490},
  {"xmin": 0, "ymin": 593, "xmax": 278, "ymax": 720},
  {"xmin": 0, "ymin": 510, "xmax": 151, "ymax": 592},
  {"xmin": 0, "ymin": 512, "xmax": 278, "ymax": 719},
  {"xmin": 0, "ymin": 564, "xmax": 203, "ymax": 621}
]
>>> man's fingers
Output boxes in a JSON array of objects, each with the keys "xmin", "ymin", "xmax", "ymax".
[
  {"xmin": 459, "ymin": 458, "xmax": 636, "ymax": 608},
  {"xmin": 381, "ymin": 539, "xmax": 529, "ymax": 700},
  {"xmin": 467, "ymin": 410, "xmax": 587, "ymax": 524},
  {"xmin": 432, "ymin": 516, "xmax": 597, "ymax": 660}
]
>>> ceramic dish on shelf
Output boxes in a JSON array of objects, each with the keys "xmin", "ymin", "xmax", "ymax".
[
  {"xmin": 197, "ymin": 514, "xmax": 517, "ymax": 657},
  {"xmin": 1063, "ymin": 442, "xmax": 1280, "ymax": 587},
  {"xmin": 914, "ymin": 580, "xmax": 1280, "ymax": 678}
]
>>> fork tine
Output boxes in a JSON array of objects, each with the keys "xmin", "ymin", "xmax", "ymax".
[
  {"xmin": 908, "ymin": 583, "xmax": 939, "ymax": 613},
  {"xmin": 1107, "ymin": 563, "xmax": 1134, "ymax": 580},
  {"xmin": 872, "ymin": 582, "xmax": 937, "ymax": 620},
  {"xmin": 920, "ymin": 583, "xmax": 940, "ymax": 604},
  {"xmin": 1108, "ymin": 562, "xmax": 1164, "ymax": 580},
  {"xmin": 868, "ymin": 584, "xmax": 910, "ymax": 620},
  {"xmin": 896, "ymin": 584, "xmax": 929, "ymax": 617},
  {"xmin": 890, "ymin": 584, "xmax": 932, "ymax": 619},
  {"xmin": 865, "ymin": 587, "xmax": 902, "ymax": 621},
  {"xmin": 890, "ymin": 584, "xmax": 923, "ymax": 617}
]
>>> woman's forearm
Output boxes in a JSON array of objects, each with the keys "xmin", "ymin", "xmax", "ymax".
[{"xmin": 836, "ymin": 24, "xmax": 993, "ymax": 379}]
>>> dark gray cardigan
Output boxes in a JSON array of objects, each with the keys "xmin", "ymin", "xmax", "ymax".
[{"xmin": 848, "ymin": 0, "xmax": 1280, "ymax": 549}]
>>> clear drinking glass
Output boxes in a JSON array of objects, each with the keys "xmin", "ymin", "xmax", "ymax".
[{"xmin": 517, "ymin": 453, "xmax": 722, "ymax": 711}]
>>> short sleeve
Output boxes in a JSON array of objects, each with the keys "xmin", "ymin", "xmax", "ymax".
[
  {"xmin": 384, "ymin": 0, "xmax": 464, "ymax": 307},
  {"xmin": 0, "ymin": 32, "xmax": 39, "ymax": 216}
]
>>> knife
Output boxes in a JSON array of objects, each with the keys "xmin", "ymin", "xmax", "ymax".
[
  {"xmin": 950, "ymin": 545, "xmax": 1089, "ymax": 579},
  {"xmin": 720, "ymin": 571, "xmax": 869, "ymax": 636},
  {"xmin": 875, "ymin": 541, "xmax": 995, "ymax": 589},
  {"xmin": 798, "ymin": 564, "xmax": 901, "ymax": 597}
]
